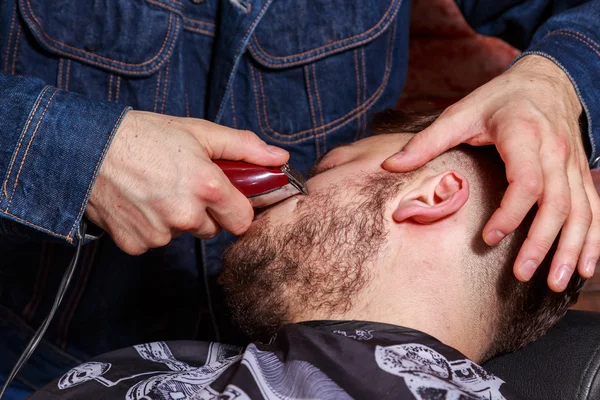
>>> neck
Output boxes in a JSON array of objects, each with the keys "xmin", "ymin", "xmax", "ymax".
[{"xmin": 294, "ymin": 260, "xmax": 494, "ymax": 363}]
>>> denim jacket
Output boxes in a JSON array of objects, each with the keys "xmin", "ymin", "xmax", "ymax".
[{"xmin": 0, "ymin": 0, "xmax": 599, "ymax": 390}]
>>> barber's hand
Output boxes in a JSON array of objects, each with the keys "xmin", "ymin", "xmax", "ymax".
[
  {"xmin": 383, "ymin": 55, "xmax": 600, "ymax": 292},
  {"xmin": 86, "ymin": 110, "xmax": 289, "ymax": 255}
]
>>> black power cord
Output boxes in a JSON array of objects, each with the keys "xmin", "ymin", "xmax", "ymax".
[{"xmin": 0, "ymin": 221, "xmax": 87, "ymax": 399}]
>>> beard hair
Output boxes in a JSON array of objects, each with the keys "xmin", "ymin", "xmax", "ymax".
[{"xmin": 219, "ymin": 172, "xmax": 406, "ymax": 339}]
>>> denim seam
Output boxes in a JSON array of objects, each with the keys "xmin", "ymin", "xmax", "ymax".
[
  {"xmin": 154, "ymin": 68, "xmax": 163, "ymax": 112},
  {"xmin": 11, "ymin": 24, "xmax": 21, "ymax": 74},
  {"xmin": 161, "ymin": 60, "xmax": 171, "ymax": 113},
  {"xmin": 183, "ymin": 16, "xmax": 215, "ymax": 28},
  {"xmin": 555, "ymin": 29, "xmax": 600, "ymax": 50},
  {"xmin": 68, "ymin": 106, "xmax": 130, "ymax": 239},
  {"xmin": 303, "ymin": 65, "xmax": 318, "ymax": 148},
  {"xmin": 57, "ymin": 58, "xmax": 65, "ymax": 89},
  {"xmin": 24, "ymin": 0, "xmax": 173, "ymax": 67},
  {"xmin": 147, "ymin": 0, "xmax": 184, "ymax": 14},
  {"xmin": 250, "ymin": 26, "xmax": 395, "ymax": 144},
  {"xmin": 7, "ymin": 89, "xmax": 60, "ymax": 210},
  {"xmin": 312, "ymin": 63, "xmax": 326, "ymax": 155},
  {"xmin": 108, "ymin": 74, "xmax": 114, "ymax": 102},
  {"xmin": 214, "ymin": 0, "xmax": 275, "ymax": 123},
  {"xmin": 248, "ymin": 0, "xmax": 401, "ymax": 67},
  {"xmin": 1, "ymin": 211, "xmax": 68, "ymax": 239},
  {"xmin": 115, "ymin": 75, "xmax": 121, "ymax": 103},
  {"xmin": 183, "ymin": 26, "xmax": 215, "ymax": 37},
  {"xmin": 21, "ymin": 0, "xmax": 181, "ymax": 74},
  {"xmin": 3, "ymin": 2, "xmax": 17, "ymax": 73},
  {"xmin": 549, "ymin": 31, "xmax": 600, "ymax": 58},
  {"xmin": 2, "ymin": 85, "xmax": 52, "ymax": 199},
  {"xmin": 65, "ymin": 60, "xmax": 72, "ymax": 91}
]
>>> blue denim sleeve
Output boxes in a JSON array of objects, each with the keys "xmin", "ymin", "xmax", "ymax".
[
  {"xmin": 456, "ymin": 0, "xmax": 600, "ymax": 167},
  {"xmin": 0, "ymin": 72, "xmax": 129, "ymax": 243}
]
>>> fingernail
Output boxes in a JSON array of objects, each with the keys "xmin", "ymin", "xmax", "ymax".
[
  {"xmin": 388, "ymin": 151, "xmax": 405, "ymax": 162},
  {"xmin": 520, "ymin": 260, "xmax": 538, "ymax": 281},
  {"xmin": 484, "ymin": 230, "xmax": 505, "ymax": 245},
  {"xmin": 585, "ymin": 259, "xmax": 597, "ymax": 277},
  {"xmin": 266, "ymin": 145, "xmax": 287, "ymax": 156},
  {"xmin": 555, "ymin": 265, "xmax": 574, "ymax": 291}
]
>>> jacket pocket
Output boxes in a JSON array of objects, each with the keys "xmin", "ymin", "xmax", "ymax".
[
  {"xmin": 243, "ymin": 0, "xmax": 403, "ymax": 144},
  {"xmin": 18, "ymin": 0, "xmax": 182, "ymax": 77}
]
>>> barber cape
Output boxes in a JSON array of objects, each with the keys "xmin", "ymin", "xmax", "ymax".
[{"xmin": 30, "ymin": 321, "xmax": 523, "ymax": 400}]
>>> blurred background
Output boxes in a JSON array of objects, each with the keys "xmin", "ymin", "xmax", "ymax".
[{"xmin": 401, "ymin": 0, "xmax": 600, "ymax": 311}]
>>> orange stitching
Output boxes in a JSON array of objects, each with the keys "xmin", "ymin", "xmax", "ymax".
[
  {"xmin": 256, "ymin": 24, "xmax": 396, "ymax": 145},
  {"xmin": 115, "ymin": 75, "xmax": 121, "ymax": 103},
  {"xmin": 1, "ymin": 210, "xmax": 70, "ymax": 240},
  {"xmin": 57, "ymin": 59, "xmax": 64, "ymax": 89},
  {"xmin": 548, "ymin": 31, "xmax": 600, "ymax": 58},
  {"xmin": 558, "ymin": 29, "xmax": 600, "ymax": 50},
  {"xmin": 230, "ymin": 85, "xmax": 238, "ymax": 128},
  {"xmin": 304, "ymin": 65, "xmax": 318, "ymax": 142},
  {"xmin": 312, "ymin": 64, "xmax": 326, "ymax": 155},
  {"xmin": 183, "ymin": 16, "xmax": 215, "ymax": 28},
  {"xmin": 8, "ymin": 89, "xmax": 60, "ymax": 209},
  {"xmin": 250, "ymin": 0, "xmax": 400, "ymax": 64},
  {"xmin": 183, "ymin": 25, "xmax": 215, "ymax": 37},
  {"xmin": 154, "ymin": 69, "xmax": 162, "ymax": 113},
  {"xmin": 3, "ymin": 86, "xmax": 52, "ymax": 198},
  {"xmin": 161, "ymin": 61, "xmax": 171, "ymax": 113},
  {"xmin": 215, "ymin": 0, "xmax": 274, "ymax": 120},
  {"xmin": 257, "ymin": 67, "xmax": 311, "ymax": 140},
  {"xmin": 169, "ymin": 0, "xmax": 185, "ymax": 8},
  {"xmin": 250, "ymin": 66, "xmax": 273, "ymax": 139},
  {"xmin": 4, "ymin": 3, "xmax": 17, "ymax": 73},
  {"xmin": 69, "ymin": 107, "xmax": 130, "ymax": 238},
  {"xmin": 19, "ymin": 10, "xmax": 181, "ymax": 76},
  {"xmin": 65, "ymin": 60, "xmax": 72, "ymax": 92},
  {"xmin": 146, "ymin": 0, "xmax": 181, "ymax": 15},
  {"xmin": 108, "ymin": 74, "xmax": 114, "ymax": 102},
  {"xmin": 24, "ymin": 0, "xmax": 176, "ymax": 68},
  {"xmin": 11, "ymin": 25, "xmax": 21, "ymax": 74}
]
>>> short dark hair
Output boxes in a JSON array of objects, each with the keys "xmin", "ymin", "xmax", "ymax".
[{"xmin": 372, "ymin": 109, "xmax": 585, "ymax": 360}]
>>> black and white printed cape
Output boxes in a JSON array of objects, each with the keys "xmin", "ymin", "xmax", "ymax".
[{"xmin": 30, "ymin": 321, "xmax": 524, "ymax": 400}]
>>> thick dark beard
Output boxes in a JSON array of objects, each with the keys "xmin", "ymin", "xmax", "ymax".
[{"xmin": 220, "ymin": 173, "xmax": 405, "ymax": 339}]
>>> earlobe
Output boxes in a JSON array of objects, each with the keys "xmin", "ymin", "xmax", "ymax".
[{"xmin": 393, "ymin": 171, "xmax": 469, "ymax": 224}]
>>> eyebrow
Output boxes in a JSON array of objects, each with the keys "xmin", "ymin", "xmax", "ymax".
[{"xmin": 307, "ymin": 143, "xmax": 352, "ymax": 178}]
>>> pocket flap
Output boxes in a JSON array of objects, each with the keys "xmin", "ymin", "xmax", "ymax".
[
  {"xmin": 19, "ymin": 0, "xmax": 182, "ymax": 76},
  {"xmin": 248, "ymin": 0, "xmax": 402, "ymax": 69}
]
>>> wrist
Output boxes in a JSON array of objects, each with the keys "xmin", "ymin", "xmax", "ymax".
[{"xmin": 512, "ymin": 55, "xmax": 582, "ymax": 117}]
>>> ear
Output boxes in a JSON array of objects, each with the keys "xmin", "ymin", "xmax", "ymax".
[{"xmin": 393, "ymin": 171, "xmax": 469, "ymax": 224}]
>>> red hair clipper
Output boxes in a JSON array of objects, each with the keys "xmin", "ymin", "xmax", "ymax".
[{"xmin": 214, "ymin": 160, "xmax": 308, "ymax": 208}]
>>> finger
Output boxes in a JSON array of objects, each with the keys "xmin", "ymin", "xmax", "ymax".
[
  {"xmin": 509, "ymin": 147, "xmax": 570, "ymax": 282},
  {"xmin": 483, "ymin": 131, "xmax": 543, "ymax": 246},
  {"xmin": 546, "ymin": 166, "xmax": 591, "ymax": 291},
  {"xmin": 194, "ymin": 121, "xmax": 289, "ymax": 166},
  {"xmin": 200, "ymin": 165, "xmax": 254, "ymax": 235},
  {"xmin": 578, "ymin": 167, "xmax": 600, "ymax": 278},
  {"xmin": 382, "ymin": 108, "xmax": 473, "ymax": 172},
  {"xmin": 190, "ymin": 211, "xmax": 222, "ymax": 240}
]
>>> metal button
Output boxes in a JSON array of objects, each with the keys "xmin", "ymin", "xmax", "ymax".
[{"xmin": 190, "ymin": 0, "xmax": 204, "ymax": 4}]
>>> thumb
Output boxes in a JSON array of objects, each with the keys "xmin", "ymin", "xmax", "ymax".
[
  {"xmin": 382, "ymin": 110, "xmax": 471, "ymax": 172},
  {"xmin": 196, "ymin": 121, "xmax": 289, "ymax": 166}
]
